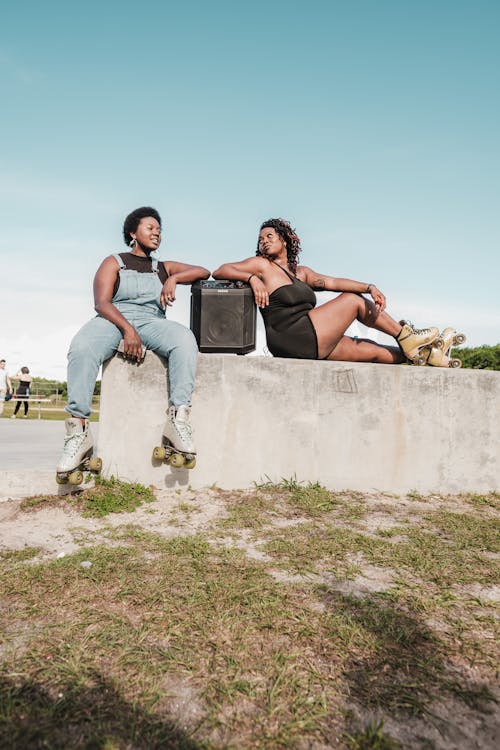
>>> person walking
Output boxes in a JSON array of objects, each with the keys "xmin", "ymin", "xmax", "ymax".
[
  {"xmin": 11, "ymin": 367, "xmax": 33, "ymax": 418},
  {"xmin": 0, "ymin": 359, "xmax": 13, "ymax": 416}
]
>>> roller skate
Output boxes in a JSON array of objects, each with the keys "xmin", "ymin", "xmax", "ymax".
[
  {"xmin": 396, "ymin": 320, "xmax": 440, "ymax": 365},
  {"xmin": 421, "ymin": 327, "xmax": 466, "ymax": 368},
  {"xmin": 56, "ymin": 418, "xmax": 102, "ymax": 485},
  {"xmin": 152, "ymin": 405, "xmax": 196, "ymax": 469}
]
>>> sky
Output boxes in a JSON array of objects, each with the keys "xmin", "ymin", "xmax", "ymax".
[{"xmin": 1, "ymin": 0, "xmax": 499, "ymax": 381}]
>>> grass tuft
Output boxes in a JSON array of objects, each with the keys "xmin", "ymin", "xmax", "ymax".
[
  {"xmin": 345, "ymin": 719, "xmax": 401, "ymax": 749},
  {"xmin": 20, "ymin": 476, "xmax": 156, "ymax": 518}
]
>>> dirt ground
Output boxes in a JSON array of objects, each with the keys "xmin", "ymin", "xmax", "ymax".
[{"xmin": 1, "ymin": 484, "xmax": 499, "ymax": 749}]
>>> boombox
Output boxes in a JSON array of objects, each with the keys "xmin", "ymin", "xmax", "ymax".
[{"xmin": 190, "ymin": 280, "xmax": 256, "ymax": 354}]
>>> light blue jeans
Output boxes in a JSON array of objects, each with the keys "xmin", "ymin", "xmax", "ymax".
[{"xmin": 66, "ymin": 259, "xmax": 198, "ymax": 418}]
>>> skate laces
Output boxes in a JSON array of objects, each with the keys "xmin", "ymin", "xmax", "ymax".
[
  {"xmin": 62, "ymin": 432, "xmax": 86, "ymax": 459},
  {"xmin": 407, "ymin": 321, "xmax": 434, "ymax": 336},
  {"xmin": 170, "ymin": 406, "xmax": 192, "ymax": 443},
  {"xmin": 174, "ymin": 416, "xmax": 192, "ymax": 443}
]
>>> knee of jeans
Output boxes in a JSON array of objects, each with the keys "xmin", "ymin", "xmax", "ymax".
[
  {"xmin": 68, "ymin": 337, "xmax": 97, "ymax": 363},
  {"xmin": 175, "ymin": 326, "xmax": 198, "ymax": 353}
]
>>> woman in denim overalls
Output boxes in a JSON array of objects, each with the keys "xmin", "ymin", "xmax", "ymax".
[{"xmin": 57, "ymin": 207, "xmax": 210, "ymax": 478}]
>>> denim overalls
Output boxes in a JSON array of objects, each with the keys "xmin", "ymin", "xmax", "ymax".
[{"xmin": 66, "ymin": 254, "xmax": 198, "ymax": 418}]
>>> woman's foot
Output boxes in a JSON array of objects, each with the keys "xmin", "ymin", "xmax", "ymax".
[
  {"xmin": 396, "ymin": 321, "xmax": 439, "ymax": 365},
  {"xmin": 423, "ymin": 327, "xmax": 466, "ymax": 368}
]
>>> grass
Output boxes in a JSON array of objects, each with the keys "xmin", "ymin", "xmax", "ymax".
[
  {"xmin": 345, "ymin": 720, "xmax": 401, "ymax": 749},
  {"xmin": 1, "ymin": 398, "xmax": 99, "ymax": 421},
  {"xmin": 20, "ymin": 476, "xmax": 156, "ymax": 517},
  {"xmin": 1, "ymin": 481, "xmax": 498, "ymax": 748}
]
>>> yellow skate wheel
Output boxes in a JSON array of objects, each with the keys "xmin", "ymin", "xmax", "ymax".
[
  {"xmin": 434, "ymin": 337, "xmax": 445, "ymax": 349},
  {"xmin": 153, "ymin": 446, "xmax": 166, "ymax": 461},
  {"xmin": 68, "ymin": 470, "xmax": 84, "ymax": 485},
  {"xmin": 168, "ymin": 453, "xmax": 185, "ymax": 468},
  {"xmin": 449, "ymin": 359, "xmax": 462, "ymax": 368},
  {"xmin": 89, "ymin": 457, "xmax": 102, "ymax": 472},
  {"xmin": 184, "ymin": 457, "xmax": 196, "ymax": 470},
  {"xmin": 56, "ymin": 474, "xmax": 68, "ymax": 485},
  {"xmin": 455, "ymin": 333, "xmax": 466, "ymax": 345}
]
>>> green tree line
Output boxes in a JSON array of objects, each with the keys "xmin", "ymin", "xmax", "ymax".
[
  {"xmin": 29, "ymin": 379, "xmax": 101, "ymax": 399},
  {"xmin": 451, "ymin": 344, "xmax": 500, "ymax": 370}
]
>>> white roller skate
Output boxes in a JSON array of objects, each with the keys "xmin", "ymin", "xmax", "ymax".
[
  {"xmin": 56, "ymin": 418, "xmax": 102, "ymax": 485},
  {"xmin": 396, "ymin": 320, "xmax": 440, "ymax": 365},
  {"xmin": 421, "ymin": 327, "xmax": 466, "ymax": 368},
  {"xmin": 152, "ymin": 405, "xmax": 197, "ymax": 469}
]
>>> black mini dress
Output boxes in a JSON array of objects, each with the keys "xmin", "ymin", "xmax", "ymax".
[{"xmin": 260, "ymin": 263, "xmax": 318, "ymax": 359}]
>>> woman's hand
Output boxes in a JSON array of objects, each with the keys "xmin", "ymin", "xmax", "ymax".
[
  {"xmin": 122, "ymin": 326, "xmax": 144, "ymax": 362},
  {"xmin": 250, "ymin": 275, "xmax": 269, "ymax": 308},
  {"xmin": 368, "ymin": 284, "xmax": 386, "ymax": 312},
  {"xmin": 161, "ymin": 277, "xmax": 178, "ymax": 309}
]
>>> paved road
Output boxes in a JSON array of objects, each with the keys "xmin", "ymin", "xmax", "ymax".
[{"xmin": 0, "ymin": 419, "xmax": 99, "ymax": 470}]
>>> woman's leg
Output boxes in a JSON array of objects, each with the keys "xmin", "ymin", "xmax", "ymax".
[
  {"xmin": 308, "ymin": 293, "xmax": 403, "ymax": 360},
  {"xmin": 24, "ymin": 400, "xmax": 29, "ymax": 416},
  {"xmin": 66, "ymin": 317, "xmax": 122, "ymax": 418},
  {"xmin": 139, "ymin": 319, "xmax": 198, "ymax": 407},
  {"xmin": 326, "ymin": 336, "xmax": 403, "ymax": 363},
  {"xmin": 13, "ymin": 400, "xmax": 20, "ymax": 415}
]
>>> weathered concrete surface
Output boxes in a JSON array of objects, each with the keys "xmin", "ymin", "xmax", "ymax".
[{"xmin": 98, "ymin": 352, "xmax": 499, "ymax": 494}]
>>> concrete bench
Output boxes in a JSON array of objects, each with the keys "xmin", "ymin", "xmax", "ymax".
[{"xmin": 97, "ymin": 352, "xmax": 500, "ymax": 494}]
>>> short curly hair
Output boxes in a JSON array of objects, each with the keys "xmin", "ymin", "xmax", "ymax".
[
  {"xmin": 256, "ymin": 218, "xmax": 301, "ymax": 275},
  {"xmin": 122, "ymin": 207, "xmax": 162, "ymax": 246}
]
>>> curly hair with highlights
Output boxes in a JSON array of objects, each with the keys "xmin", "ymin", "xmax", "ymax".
[
  {"xmin": 256, "ymin": 218, "xmax": 301, "ymax": 275},
  {"xmin": 122, "ymin": 207, "xmax": 162, "ymax": 246}
]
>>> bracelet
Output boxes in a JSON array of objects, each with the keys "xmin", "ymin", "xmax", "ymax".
[
  {"xmin": 365, "ymin": 283, "xmax": 373, "ymax": 293},
  {"xmin": 248, "ymin": 273, "xmax": 256, "ymax": 283}
]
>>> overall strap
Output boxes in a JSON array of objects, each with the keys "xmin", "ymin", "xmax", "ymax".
[
  {"xmin": 113, "ymin": 253, "xmax": 125, "ymax": 269},
  {"xmin": 151, "ymin": 258, "xmax": 159, "ymax": 274}
]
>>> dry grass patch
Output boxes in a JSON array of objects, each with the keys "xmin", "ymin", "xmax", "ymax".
[
  {"xmin": 19, "ymin": 476, "xmax": 156, "ymax": 518},
  {"xmin": 1, "ymin": 481, "xmax": 498, "ymax": 748}
]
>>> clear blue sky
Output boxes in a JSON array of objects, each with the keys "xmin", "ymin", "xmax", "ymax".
[{"xmin": 1, "ymin": 0, "xmax": 498, "ymax": 379}]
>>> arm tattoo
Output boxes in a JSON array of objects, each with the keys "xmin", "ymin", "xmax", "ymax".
[{"xmin": 313, "ymin": 277, "xmax": 326, "ymax": 290}]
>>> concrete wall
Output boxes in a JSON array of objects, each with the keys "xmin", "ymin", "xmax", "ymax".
[{"xmin": 98, "ymin": 352, "xmax": 499, "ymax": 494}]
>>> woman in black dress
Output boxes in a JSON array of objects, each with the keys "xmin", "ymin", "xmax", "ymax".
[{"xmin": 212, "ymin": 218, "xmax": 441, "ymax": 365}]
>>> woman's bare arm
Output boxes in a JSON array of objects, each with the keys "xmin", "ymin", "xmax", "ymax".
[
  {"xmin": 299, "ymin": 266, "xmax": 386, "ymax": 312},
  {"xmin": 161, "ymin": 261, "xmax": 210, "ymax": 308},
  {"xmin": 93, "ymin": 256, "xmax": 144, "ymax": 360},
  {"xmin": 212, "ymin": 257, "xmax": 270, "ymax": 308}
]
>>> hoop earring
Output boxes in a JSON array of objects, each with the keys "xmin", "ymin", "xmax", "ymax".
[{"xmin": 129, "ymin": 238, "xmax": 136, "ymax": 248}]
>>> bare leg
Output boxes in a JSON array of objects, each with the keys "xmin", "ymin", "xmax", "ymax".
[
  {"xmin": 326, "ymin": 336, "xmax": 404, "ymax": 363},
  {"xmin": 308, "ymin": 292, "xmax": 402, "ymax": 360}
]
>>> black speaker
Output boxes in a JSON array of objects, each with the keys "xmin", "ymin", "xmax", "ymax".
[{"xmin": 190, "ymin": 280, "xmax": 256, "ymax": 354}]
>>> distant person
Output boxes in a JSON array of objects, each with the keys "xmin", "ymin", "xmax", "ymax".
[
  {"xmin": 0, "ymin": 359, "xmax": 13, "ymax": 416},
  {"xmin": 212, "ymin": 217, "xmax": 464, "ymax": 367},
  {"xmin": 57, "ymin": 206, "xmax": 210, "ymax": 480},
  {"xmin": 11, "ymin": 366, "xmax": 33, "ymax": 418}
]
